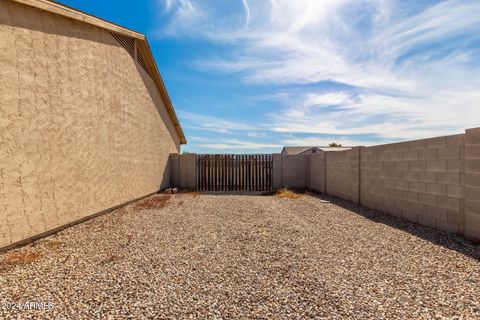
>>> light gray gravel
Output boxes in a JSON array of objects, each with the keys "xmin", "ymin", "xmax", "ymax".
[{"xmin": 0, "ymin": 193, "xmax": 479, "ymax": 319}]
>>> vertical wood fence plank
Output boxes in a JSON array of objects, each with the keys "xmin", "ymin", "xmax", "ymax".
[
  {"xmin": 204, "ymin": 155, "xmax": 207, "ymax": 191},
  {"xmin": 246, "ymin": 155, "xmax": 249, "ymax": 191},
  {"xmin": 200, "ymin": 156, "xmax": 203, "ymax": 191},
  {"xmin": 241, "ymin": 155, "xmax": 244, "ymax": 191},
  {"xmin": 229, "ymin": 155, "xmax": 233, "ymax": 191},
  {"xmin": 263, "ymin": 154, "xmax": 266, "ymax": 190},
  {"xmin": 202, "ymin": 155, "xmax": 205, "ymax": 191},
  {"xmin": 197, "ymin": 156, "xmax": 200, "ymax": 191},
  {"xmin": 265, "ymin": 154, "xmax": 268, "ymax": 190},
  {"xmin": 233, "ymin": 155, "xmax": 236, "ymax": 191},
  {"xmin": 243, "ymin": 155, "xmax": 246, "ymax": 191},
  {"xmin": 223, "ymin": 155, "xmax": 226, "ymax": 191},
  {"xmin": 248, "ymin": 155, "xmax": 252, "ymax": 191},
  {"xmin": 219, "ymin": 155, "xmax": 222, "ymax": 191},
  {"xmin": 255, "ymin": 156, "xmax": 261, "ymax": 191},
  {"xmin": 260, "ymin": 154, "xmax": 264, "ymax": 191}
]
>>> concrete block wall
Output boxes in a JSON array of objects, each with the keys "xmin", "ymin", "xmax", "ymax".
[
  {"xmin": 465, "ymin": 128, "xmax": 480, "ymax": 241},
  {"xmin": 309, "ymin": 153, "xmax": 326, "ymax": 193},
  {"xmin": 170, "ymin": 153, "xmax": 197, "ymax": 190},
  {"xmin": 325, "ymin": 148, "xmax": 361, "ymax": 204},
  {"xmin": 278, "ymin": 155, "xmax": 310, "ymax": 189},
  {"xmin": 361, "ymin": 134, "xmax": 466, "ymax": 234},
  {"xmin": 272, "ymin": 153, "xmax": 282, "ymax": 190}
]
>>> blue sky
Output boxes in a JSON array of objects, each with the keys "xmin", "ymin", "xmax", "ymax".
[{"xmin": 59, "ymin": 0, "xmax": 480, "ymax": 153}]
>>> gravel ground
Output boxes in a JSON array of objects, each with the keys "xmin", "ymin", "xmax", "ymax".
[{"xmin": 1, "ymin": 193, "xmax": 479, "ymax": 319}]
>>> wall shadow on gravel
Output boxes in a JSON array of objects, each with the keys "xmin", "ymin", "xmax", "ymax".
[{"xmin": 307, "ymin": 192, "xmax": 480, "ymax": 262}]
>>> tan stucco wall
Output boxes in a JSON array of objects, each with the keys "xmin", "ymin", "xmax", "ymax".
[{"xmin": 0, "ymin": 1, "xmax": 180, "ymax": 249}]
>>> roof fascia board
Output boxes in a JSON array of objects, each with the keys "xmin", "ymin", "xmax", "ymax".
[{"xmin": 12, "ymin": 0, "xmax": 145, "ymax": 39}]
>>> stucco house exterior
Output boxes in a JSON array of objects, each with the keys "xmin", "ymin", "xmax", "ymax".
[{"xmin": 0, "ymin": 0, "xmax": 186, "ymax": 250}]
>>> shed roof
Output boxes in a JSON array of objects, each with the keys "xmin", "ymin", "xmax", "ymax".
[{"xmin": 12, "ymin": 0, "xmax": 187, "ymax": 144}]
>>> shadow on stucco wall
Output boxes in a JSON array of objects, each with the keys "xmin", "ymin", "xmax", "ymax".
[
  {"xmin": 159, "ymin": 155, "xmax": 171, "ymax": 190},
  {"xmin": 137, "ymin": 64, "xmax": 181, "ymax": 149}
]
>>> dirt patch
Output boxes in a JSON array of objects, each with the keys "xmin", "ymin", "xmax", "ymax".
[
  {"xmin": 43, "ymin": 240, "xmax": 64, "ymax": 250},
  {"xmin": 135, "ymin": 194, "xmax": 171, "ymax": 210},
  {"xmin": 275, "ymin": 188, "xmax": 303, "ymax": 199},
  {"xmin": 1, "ymin": 251, "xmax": 43, "ymax": 271},
  {"xmin": 180, "ymin": 190, "xmax": 201, "ymax": 197}
]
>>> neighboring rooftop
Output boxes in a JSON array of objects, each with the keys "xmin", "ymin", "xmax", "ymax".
[{"xmin": 282, "ymin": 146, "xmax": 352, "ymax": 156}]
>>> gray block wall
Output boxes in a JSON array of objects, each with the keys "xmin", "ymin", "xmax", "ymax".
[
  {"xmin": 272, "ymin": 153, "xmax": 282, "ymax": 190},
  {"xmin": 170, "ymin": 153, "xmax": 197, "ymax": 190},
  {"xmin": 360, "ymin": 134, "xmax": 466, "ymax": 233},
  {"xmin": 325, "ymin": 147, "xmax": 361, "ymax": 204},
  {"xmin": 278, "ymin": 154, "xmax": 310, "ymax": 190},
  {"xmin": 309, "ymin": 153, "xmax": 326, "ymax": 193},
  {"xmin": 465, "ymin": 128, "xmax": 480, "ymax": 241}
]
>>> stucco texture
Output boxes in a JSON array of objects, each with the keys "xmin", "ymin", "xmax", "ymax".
[{"xmin": 0, "ymin": 1, "xmax": 180, "ymax": 248}]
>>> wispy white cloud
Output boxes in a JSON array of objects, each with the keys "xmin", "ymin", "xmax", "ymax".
[
  {"xmin": 178, "ymin": 110, "xmax": 254, "ymax": 133},
  {"xmin": 155, "ymin": 0, "xmax": 209, "ymax": 37},
  {"xmin": 242, "ymin": 0, "xmax": 250, "ymax": 28},
  {"xmin": 282, "ymin": 136, "xmax": 379, "ymax": 147},
  {"xmin": 246, "ymin": 132, "xmax": 266, "ymax": 138},
  {"xmin": 190, "ymin": 136, "xmax": 280, "ymax": 150},
  {"xmin": 302, "ymin": 92, "xmax": 354, "ymax": 108},
  {"xmin": 160, "ymin": 0, "xmax": 175, "ymax": 12},
  {"xmin": 268, "ymin": 89, "xmax": 480, "ymax": 139},
  {"xmin": 158, "ymin": 0, "xmax": 480, "ymax": 143}
]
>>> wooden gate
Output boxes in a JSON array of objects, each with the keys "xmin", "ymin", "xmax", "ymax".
[{"xmin": 197, "ymin": 154, "xmax": 273, "ymax": 191}]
